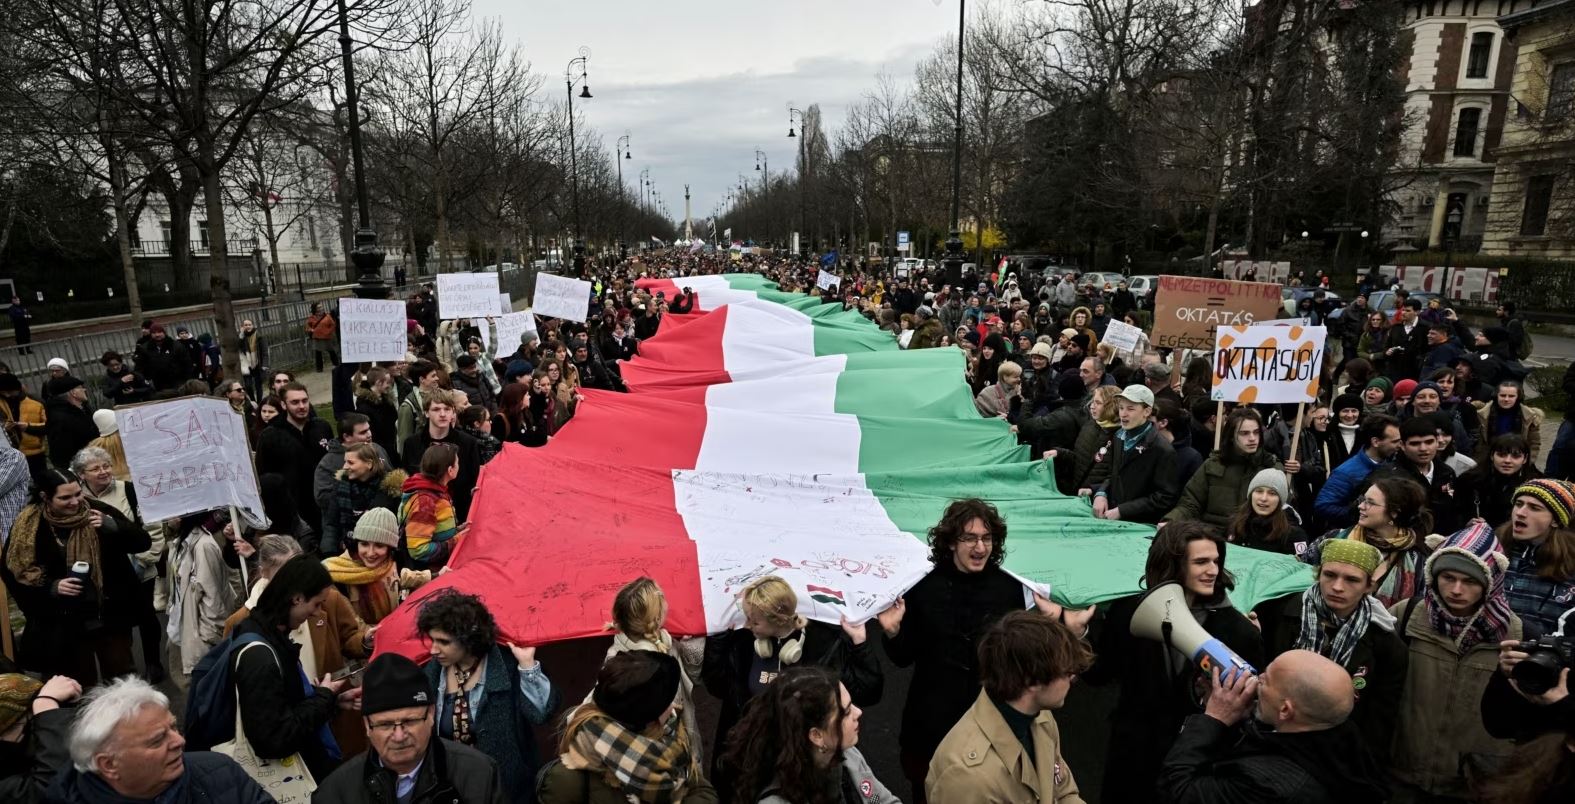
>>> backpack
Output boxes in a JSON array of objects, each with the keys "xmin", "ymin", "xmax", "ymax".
[
  {"xmin": 182, "ymin": 631, "xmax": 267, "ymax": 751},
  {"xmin": 1517, "ymin": 326, "xmax": 1534, "ymax": 361}
]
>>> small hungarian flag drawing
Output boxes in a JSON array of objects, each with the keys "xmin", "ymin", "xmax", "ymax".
[{"xmin": 807, "ymin": 585, "xmax": 846, "ymax": 606}]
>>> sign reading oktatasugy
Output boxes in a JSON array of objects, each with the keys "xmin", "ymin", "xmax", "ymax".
[
  {"xmin": 1211, "ymin": 324, "xmax": 1326, "ymax": 404},
  {"xmin": 1151, "ymin": 276, "xmax": 1284, "ymax": 351},
  {"xmin": 117, "ymin": 396, "xmax": 267, "ymax": 527}
]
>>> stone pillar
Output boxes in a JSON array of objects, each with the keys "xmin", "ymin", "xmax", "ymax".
[{"xmin": 1427, "ymin": 179, "xmax": 1451, "ymax": 249}]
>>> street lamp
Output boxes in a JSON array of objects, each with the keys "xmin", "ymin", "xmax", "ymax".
[
  {"xmin": 335, "ymin": 0, "xmax": 386, "ymax": 297},
  {"xmin": 943, "ymin": 0, "xmax": 966, "ymax": 286},
  {"xmin": 1443, "ymin": 204, "xmax": 1464, "ymax": 300},
  {"xmin": 565, "ymin": 46, "xmax": 592, "ymax": 276},
  {"xmin": 788, "ymin": 106, "xmax": 806, "ymax": 259},
  {"xmin": 755, "ymin": 148, "xmax": 768, "ymax": 246},
  {"xmin": 616, "ymin": 132, "xmax": 631, "ymax": 258}
]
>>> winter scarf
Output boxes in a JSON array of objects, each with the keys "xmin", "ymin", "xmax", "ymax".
[
  {"xmin": 323, "ymin": 553, "xmax": 398, "ymax": 624},
  {"xmin": 568, "ymin": 713, "xmax": 699, "ymax": 804},
  {"xmin": 5, "ymin": 501, "xmax": 102, "ymax": 592},
  {"xmin": 1346, "ymin": 525, "xmax": 1426, "ymax": 605},
  {"xmin": 1295, "ymin": 584, "xmax": 1374, "ymax": 667},
  {"xmin": 1421, "ymin": 525, "xmax": 1514, "ymax": 651}
]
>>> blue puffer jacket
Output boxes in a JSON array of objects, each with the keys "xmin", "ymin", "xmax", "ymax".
[
  {"xmin": 46, "ymin": 752, "xmax": 272, "ymax": 804},
  {"xmin": 1314, "ymin": 450, "xmax": 1386, "ymax": 526}
]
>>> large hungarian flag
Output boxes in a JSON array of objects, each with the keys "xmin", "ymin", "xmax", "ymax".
[{"xmin": 374, "ymin": 275, "xmax": 1311, "ymax": 658}]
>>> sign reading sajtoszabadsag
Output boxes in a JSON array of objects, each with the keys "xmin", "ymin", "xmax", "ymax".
[{"xmin": 1150, "ymin": 275, "xmax": 1285, "ymax": 351}]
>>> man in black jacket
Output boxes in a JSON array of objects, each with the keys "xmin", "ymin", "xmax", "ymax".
[
  {"xmin": 400, "ymin": 390, "xmax": 480, "ymax": 522},
  {"xmin": 1382, "ymin": 298, "xmax": 1431, "ymax": 381},
  {"xmin": 878, "ymin": 498, "xmax": 1092, "ymax": 804},
  {"xmin": 316, "ymin": 653, "xmax": 505, "ymax": 804},
  {"xmin": 1550, "ymin": 360, "xmax": 1575, "ymax": 479},
  {"xmin": 256, "ymin": 382, "xmax": 336, "ymax": 535},
  {"xmin": 1367, "ymin": 414, "xmax": 1461, "ymax": 536},
  {"xmin": 132, "ymin": 324, "xmax": 191, "ymax": 392},
  {"xmin": 43, "ymin": 379, "xmax": 97, "ymax": 470},
  {"xmin": 1087, "ymin": 385, "xmax": 1180, "ymax": 524},
  {"xmin": 1159, "ymin": 649, "xmax": 1389, "ymax": 804}
]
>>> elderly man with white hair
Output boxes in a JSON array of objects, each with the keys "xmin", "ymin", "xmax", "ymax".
[{"xmin": 46, "ymin": 676, "xmax": 270, "ymax": 803}]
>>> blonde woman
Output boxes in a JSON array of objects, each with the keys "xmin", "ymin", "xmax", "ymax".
[
  {"xmin": 584, "ymin": 577, "xmax": 706, "ymax": 764},
  {"xmin": 699, "ymin": 576, "xmax": 883, "ymax": 774},
  {"xmin": 1073, "ymin": 385, "xmax": 1122, "ymax": 493}
]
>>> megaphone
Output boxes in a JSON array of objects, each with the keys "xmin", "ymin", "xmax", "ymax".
[{"xmin": 1130, "ymin": 582, "xmax": 1256, "ymax": 682}]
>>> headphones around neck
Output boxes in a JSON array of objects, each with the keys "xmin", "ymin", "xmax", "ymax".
[{"xmin": 754, "ymin": 617, "xmax": 807, "ymax": 665}]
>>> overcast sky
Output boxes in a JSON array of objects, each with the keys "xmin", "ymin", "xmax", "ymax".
[{"xmin": 474, "ymin": 0, "xmax": 963, "ymax": 227}]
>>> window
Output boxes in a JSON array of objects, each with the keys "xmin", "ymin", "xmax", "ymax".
[
  {"xmin": 197, "ymin": 220, "xmax": 210, "ymax": 249},
  {"xmin": 1454, "ymin": 108, "xmax": 1481, "ymax": 157},
  {"xmin": 1549, "ymin": 62, "xmax": 1575, "ymax": 121},
  {"xmin": 1466, "ymin": 32, "xmax": 1494, "ymax": 79},
  {"xmin": 127, "ymin": 225, "xmax": 141, "ymax": 251},
  {"xmin": 159, "ymin": 221, "xmax": 172, "ymax": 250},
  {"xmin": 1521, "ymin": 175, "xmax": 1556, "ymax": 236}
]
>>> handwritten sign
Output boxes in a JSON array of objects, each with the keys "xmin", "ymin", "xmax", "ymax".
[
  {"xmin": 499, "ymin": 292, "xmax": 512, "ymax": 314},
  {"xmin": 118, "ymin": 397, "xmax": 266, "ymax": 526},
  {"xmin": 495, "ymin": 310, "xmax": 538, "ymax": 356},
  {"xmin": 1211, "ymin": 324, "xmax": 1326, "ymax": 404},
  {"xmin": 534, "ymin": 272, "xmax": 591, "ymax": 323},
  {"xmin": 1151, "ymin": 276, "xmax": 1284, "ymax": 351},
  {"xmin": 1101, "ymin": 319, "xmax": 1143, "ymax": 354},
  {"xmin": 817, "ymin": 269, "xmax": 840, "ymax": 290},
  {"xmin": 338, "ymin": 298, "xmax": 407, "ymax": 362},
  {"xmin": 436, "ymin": 272, "xmax": 501, "ymax": 320}
]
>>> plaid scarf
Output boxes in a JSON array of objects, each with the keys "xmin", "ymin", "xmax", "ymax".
[
  {"xmin": 1294, "ymin": 584, "xmax": 1372, "ymax": 667},
  {"xmin": 571, "ymin": 713, "xmax": 695, "ymax": 804},
  {"xmin": 1423, "ymin": 590, "xmax": 1511, "ymax": 652}
]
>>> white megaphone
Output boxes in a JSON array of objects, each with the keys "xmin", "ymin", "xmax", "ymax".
[{"xmin": 1130, "ymin": 582, "xmax": 1256, "ymax": 681}]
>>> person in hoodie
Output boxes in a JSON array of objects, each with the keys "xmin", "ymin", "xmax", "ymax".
[
  {"xmin": 1258, "ymin": 539, "xmax": 1409, "ymax": 764},
  {"xmin": 1165, "ymin": 408, "xmax": 1291, "ymax": 530},
  {"xmin": 970, "ymin": 333, "xmax": 1007, "ymax": 397},
  {"xmin": 1326, "ymin": 393, "xmax": 1366, "ymax": 471},
  {"xmin": 399, "ymin": 443, "xmax": 463, "ymax": 570},
  {"xmin": 1159, "ymin": 649, "xmax": 1389, "ymax": 804},
  {"xmin": 96, "ymin": 351, "xmax": 151, "ymax": 407},
  {"xmin": 1388, "ymin": 523, "xmax": 1522, "ymax": 800}
]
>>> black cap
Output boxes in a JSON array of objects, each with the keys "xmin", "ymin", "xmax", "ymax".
[
  {"xmin": 592, "ymin": 650, "xmax": 680, "ymax": 730},
  {"xmin": 456, "ymin": 354, "xmax": 477, "ymax": 369},
  {"xmin": 361, "ymin": 654, "xmax": 433, "ymax": 716}
]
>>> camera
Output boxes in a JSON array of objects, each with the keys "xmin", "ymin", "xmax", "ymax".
[{"xmin": 1511, "ymin": 634, "xmax": 1575, "ymax": 696}]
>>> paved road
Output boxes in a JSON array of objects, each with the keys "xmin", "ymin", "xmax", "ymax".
[{"xmin": 1524, "ymin": 331, "xmax": 1575, "ymax": 368}]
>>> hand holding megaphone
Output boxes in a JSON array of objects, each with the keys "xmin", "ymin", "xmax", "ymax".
[
  {"xmin": 1130, "ymin": 582, "xmax": 1257, "ymax": 684},
  {"xmin": 1203, "ymin": 666, "xmax": 1259, "ymax": 727}
]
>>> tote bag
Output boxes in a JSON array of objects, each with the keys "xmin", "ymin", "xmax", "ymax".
[{"xmin": 214, "ymin": 641, "xmax": 318, "ymax": 803}]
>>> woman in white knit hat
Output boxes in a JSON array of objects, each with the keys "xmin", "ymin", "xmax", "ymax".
[
  {"xmin": 1224, "ymin": 468, "xmax": 1310, "ymax": 557},
  {"xmin": 322, "ymin": 507, "xmax": 432, "ymax": 626}
]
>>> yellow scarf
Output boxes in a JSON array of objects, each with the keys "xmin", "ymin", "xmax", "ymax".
[{"xmin": 323, "ymin": 552, "xmax": 397, "ymax": 623}]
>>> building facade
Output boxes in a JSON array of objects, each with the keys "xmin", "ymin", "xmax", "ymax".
[
  {"xmin": 1480, "ymin": 0, "xmax": 1575, "ymax": 257},
  {"xmin": 1387, "ymin": 1, "xmax": 1544, "ymax": 251}
]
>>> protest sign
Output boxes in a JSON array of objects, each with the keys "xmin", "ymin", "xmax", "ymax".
[
  {"xmin": 533, "ymin": 272, "xmax": 591, "ymax": 322},
  {"xmin": 499, "ymin": 292, "xmax": 513, "ymax": 314},
  {"xmin": 338, "ymin": 298, "xmax": 407, "ymax": 362},
  {"xmin": 118, "ymin": 397, "xmax": 267, "ymax": 526},
  {"xmin": 1211, "ymin": 324, "xmax": 1326, "ymax": 404},
  {"xmin": 1101, "ymin": 319, "xmax": 1143, "ymax": 353},
  {"xmin": 1151, "ymin": 276, "xmax": 1284, "ymax": 351},
  {"xmin": 495, "ymin": 310, "xmax": 537, "ymax": 355},
  {"xmin": 817, "ymin": 269, "xmax": 840, "ymax": 290},
  {"xmin": 436, "ymin": 272, "xmax": 501, "ymax": 319}
]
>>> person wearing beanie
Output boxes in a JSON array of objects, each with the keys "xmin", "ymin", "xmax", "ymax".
[
  {"xmin": 1391, "ymin": 378, "xmax": 1418, "ymax": 410},
  {"xmin": 324, "ymin": 507, "xmax": 431, "ymax": 626},
  {"xmin": 1164, "ymin": 407, "xmax": 1289, "ymax": 530},
  {"xmin": 42, "ymin": 376, "xmax": 95, "ymax": 471},
  {"xmin": 84, "ymin": 409, "xmax": 130, "ymax": 482},
  {"xmin": 1225, "ymin": 467, "xmax": 1309, "ymax": 555},
  {"xmin": 1361, "ymin": 376, "xmax": 1393, "ymax": 418},
  {"xmin": 0, "ymin": 672, "xmax": 80, "ymax": 804},
  {"xmin": 1389, "ymin": 523, "xmax": 1521, "ymax": 799},
  {"xmin": 1329, "ymin": 391, "xmax": 1367, "ymax": 467},
  {"xmin": 132, "ymin": 320, "xmax": 193, "ymax": 391},
  {"xmin": 540, "ymin": 650, "xmax": 715, "ymax": 803},
  {"xmin": 1405, "ymin": 378, "xmax": 1479, "ymax": 460},
  {"xmin": 1500, "ymin": 478, "xmax": 1575, "ymax": 636},
  {"xmin": 1260, "ymin": 536, "xmax": 1409, "ymax": 766},
  {"xmin": 316, "ymin": 653, "xmax": 507, "ymax": 804}
]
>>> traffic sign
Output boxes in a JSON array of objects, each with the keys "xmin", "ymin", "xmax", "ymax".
[{"xmin": 897, "ymin": 231, "xmax": 910, "ymax": 245}]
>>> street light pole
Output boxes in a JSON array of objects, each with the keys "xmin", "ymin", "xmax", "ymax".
[
  {"xmin": 565, "ymin": 47, "xmax": 592, "ymax": 276},
  {"xmin": 755, "ymin": 148, "xmax": 768, "ymax": 246},
  {"xmin": 788, "ymin": 107, "xmax": 806, "ymax": 259},
  {"xmin": 1444, "ymin": 204, "xmax": 1463, "ymax": 301},
  {"xmin": 336, "ymin": 0, "xmax": 386, "ymax": 298},
  {"xmin": 944, "ymin": 0, "xmax": 966, "ymax": 287},
  {"xmin": 617, "ymin": 132, "xmax": 631, "ymax": 259}
]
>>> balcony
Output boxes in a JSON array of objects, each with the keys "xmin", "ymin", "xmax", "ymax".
[{"xmin": 129, "ymin": 238, "xmax": 259, "ymax": 256}]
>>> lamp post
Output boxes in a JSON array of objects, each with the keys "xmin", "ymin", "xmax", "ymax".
[
  {"xmin": 565, "ymin": 47, "xmax": 592, "ymax": 276},
  {"xmin": 639, "ymin": 168, "xmax": 650, "ymax": 215},
  {"xmin": 943, "ymin": 0, "xmax": 966, "ymax": 287},
  {"xmin": 616, "ymin": 132, "xmax": 631, "ymax": 258},
  {"xmin": 335, "ymin": 0, "xmax": 386, "ymax": 298},
  {"xmin": 755, "ymin": 148, "xmax": 769, "ymax": 247},
  {"xmin": 1443, "ymin": 204, "xmax": 1464, "ymax": 301},
  {"xmin": 788, "ymin": 106, "xmax": 806, "ymax": 259}
]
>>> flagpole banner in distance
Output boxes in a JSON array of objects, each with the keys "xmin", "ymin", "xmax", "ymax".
[{"xmin": 374, "ymin": 275, "xmax": 1313, "ymax": 658}]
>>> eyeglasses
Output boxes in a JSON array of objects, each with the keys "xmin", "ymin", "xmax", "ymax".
[
  {"xmin": 1356, "ymin": 497, "xmax": 1384, "ymax": 509},
  {"xmin": 367, "ymin": 715, "xmax": 427, "ymax": 735},
  {"xmin": 958, "ymin": 533, "xmax": 994, "ymax": 547}
]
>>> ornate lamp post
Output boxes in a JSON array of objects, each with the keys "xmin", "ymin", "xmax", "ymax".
[
  {"xmin": 616, "ymin": 132, "xmax": 630, "ymax": 258},
  {"xmin": 788, "ymin": 106, "xmax": 806, "ymax": 259},
  {"xmin": 565, "ymin": 47, "xmax": 592, "ymax": 276},
  {"xmin": 336, "ymin": 0, "xmax": 386, "ymax": 297}
]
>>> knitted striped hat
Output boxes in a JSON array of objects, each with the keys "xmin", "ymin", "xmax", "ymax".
[
  {"xmin": 1514, "ymin": 479, "xmax": 1575, "ymax": 528},
  {"xmin": 1318, "ymin": 539, "xmax": 1383, "ymax": 578},
  {"xmin": 1424, "ymin": 522, "xmax": 1509, "ymax": 591}
]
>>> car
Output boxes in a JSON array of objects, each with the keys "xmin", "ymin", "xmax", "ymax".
[
  {"xmin": 1326, "ymin": 290, "xmax": 1436, "ymax": 321},
  {"xmin": 1127, "ymin": 275, "xmax": 1158, "ymax": 300},
  {"xmin": 1281, "ymin": 287, "xmax": 1343, "ymax": 317}
]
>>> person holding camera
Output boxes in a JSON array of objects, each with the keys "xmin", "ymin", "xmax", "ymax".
[
  {"xmin": 1388, "ymin": 523, "xmax": 1523, "ymax": 799},
  {"xmin": 1498, "ymin": 479, "xmax": 1575, "ymax": 637}
]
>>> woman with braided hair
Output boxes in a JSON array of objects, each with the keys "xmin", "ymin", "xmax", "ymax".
[
  {"xmin": 724, "ymin": 665, "xmax": 897, "ymax": 804},
  {"xmin": 0, "ymin": 468, "xmax": 143, "ymax": 685}
]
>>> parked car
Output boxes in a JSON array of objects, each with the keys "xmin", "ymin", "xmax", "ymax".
[
  {"xmin": 1127, "ymin": 275, "xmax": 1159, "ymax": 302},
  {"xmin": 1326, "ymin": 289, "xmax": 1435, "ymax": 321},
  {"xmin": 1082, "ymin": 271, "xmax": 1126, "ymax": 290}
]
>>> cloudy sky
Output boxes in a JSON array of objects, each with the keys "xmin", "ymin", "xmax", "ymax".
[{"xmin": 474, "ymin": 0, "xmax": 964, "ymax": 226}]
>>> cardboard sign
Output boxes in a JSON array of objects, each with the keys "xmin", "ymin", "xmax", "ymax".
[
  {"xmin": 338, "ymin": 298, "xmax": 407, "ymax": 362},
  {"xmin": 495, "ymin": 310, "xmax": 538, "ymax": 356},
  {"xmin": 1211, "ymin": 324, "xmax": 1326, "ymax": 404},
  {"xmin": 117, "ymin": 397, "xmax": 267, "ymax": 526},
  {"xmin": 1151, "ymin": 276, "xmax": 1285, "ymax": 351},
  {"xmin": 436, "ymin": 272, "xmax": 501, "ymax": 320},
  {"xmin": 533, "ymin": 273, "xmax": 591, "ymax": 322},
  {"xmin": 817, "ymin": 269, "xmax": 840, "ymax": 290},
  {"xmin": 1101, "ymin": 320, "xmax": 1143, "ymax": 354}
]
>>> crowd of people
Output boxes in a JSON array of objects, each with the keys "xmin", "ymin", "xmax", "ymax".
[{"xmin": 0, "ymin": 253, "xmax": 1569, "ymax": 803}]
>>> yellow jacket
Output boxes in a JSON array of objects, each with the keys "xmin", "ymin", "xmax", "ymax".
[
  {"xmin": 1, "ymin": 396, "xmax": 46, "ymax": 457},
  {"xmin": 927, "ymin": 689, "xmax": 1084, "ymax": 804}
]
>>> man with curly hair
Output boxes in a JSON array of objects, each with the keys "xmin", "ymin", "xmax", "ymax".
[{"xmin": 877, "ymin": 498, "xmax": 1093, "ymax": 804}]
